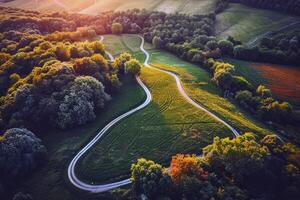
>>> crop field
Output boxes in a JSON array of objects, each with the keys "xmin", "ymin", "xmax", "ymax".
[
  {"xmin": 251, "ymin": 64, "xmax": 300, "ymax": 103},
  {"xmin": 225, "ymin": 58, "xmax": 300, "ymax": 104},
  {"xmin": 215, "ymin": 3, "xmax": 300, "ymax": 43},
  {"xmin": 12, "ymin": 77, "xmax": 145, "ymax": 200}
]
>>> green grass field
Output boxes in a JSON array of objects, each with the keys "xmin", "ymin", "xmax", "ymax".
[
  {"xmin": 145, "ymin": 49, "xmax": 272, "ymax": 136},
  {"xmin": 215, "ymin": 3, "xmax": 300, "ymax": 43},
  {"xmin": 12, "ymin": 77, "xmax": 145, "ymax": 200}
]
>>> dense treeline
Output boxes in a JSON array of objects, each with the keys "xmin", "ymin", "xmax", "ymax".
[
  {"xmin": 234, "ymin": 30, "xmax": 300, "ymax": 66},
  {"xmin": 217, "ymin": 0, "xmax": 300, "ymax": 15},
  {"xmin": 0, "ymin": 31, "xmax": 111, "ymax": 130},
  {"xmin": 0, "ymin": 7, "xmax": 144, "ymax": 132},
  {"xmin": 130, "ymin": 133, "xmax": 300, "ymax": 200}
]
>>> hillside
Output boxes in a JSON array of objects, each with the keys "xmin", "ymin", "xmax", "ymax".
[
  {"xmin": 0, "ymin": 0, "xmax": 218, "ymax": 14},
  {"xmin": 80, "ymin": 0, "xmax": 218, "ymax": 15},
  {"xmin": 0, "ymin": 0, "xmax": 94, "ymax": 12},
  {"xmin": 215, "ymin": 3, "xmax": 300, "ymax": 43}
]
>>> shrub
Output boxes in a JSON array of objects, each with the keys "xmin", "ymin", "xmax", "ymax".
[
  {"xmin": 152, "ymin": 36, "xmax": 164, "ymax": 49},
  {"xmin": 125, "ymin": 59, "xmax": 141, "ymax": 76},
  {"xmin": 131, "ymin": 158, "xmax": 172, "ymax": 198},
  {"xmin": 111, "ymin": 23, "xmax": 123, "ymax": 34},
  {"xmin": 0, "ymin": 128, "xmax": 47, "ymax": 180},
  {"xmin": 112, "ymin": 52, "xmax": 132, "ymax": 74},
  {"xmin": 57, "ymin": 76, "xmax": 110, "ymax": 129},
  {"xmin": 203, "ymin": 133, "xmax": 269, "ymax": 185},
  {"xmin": 170, "ymin": 154, "xmax": 208, "ymax": 185},
  {"xmin": 218, "ymin": 39, "xmax": 234, "ymax": 55}
]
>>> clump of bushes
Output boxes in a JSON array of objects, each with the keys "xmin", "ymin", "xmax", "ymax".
[{"xmin": 0, "ymin": 128, "xmax": 47, "ymax": 180}]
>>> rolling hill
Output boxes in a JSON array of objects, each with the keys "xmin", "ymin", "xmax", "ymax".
[
  {"xmin": 0, "ymin": 0, "xmax": 218, "ymax": 14},
  {"xmin": 215, "ymin": 3, "xmax": 300, "ymax": 43}
]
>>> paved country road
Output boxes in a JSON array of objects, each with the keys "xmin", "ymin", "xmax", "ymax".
[
  {"xmin": 67, "ymin": 35, "xmax": 239, "ymax": 193},
  {"xmin": 138, "ymin": 36, "xmax": 239, "ymax": 137}
]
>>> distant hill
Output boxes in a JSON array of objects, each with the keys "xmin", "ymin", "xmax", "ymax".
[
  {"xmin": 0, "ymin": 0, "xmax": 218, "ymax": 14},
  {"xmin": 0, "ymin": 0, "xmax": 94, "ymax": 12}
]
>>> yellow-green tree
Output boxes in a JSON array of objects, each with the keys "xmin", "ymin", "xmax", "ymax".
[
  {"xmin": 111, "ymin": 23, "xmax": 123, "ymax": 34},
  {"xmin": 125, "ymin": 59, "xmax": 141, "ymax": 76}
]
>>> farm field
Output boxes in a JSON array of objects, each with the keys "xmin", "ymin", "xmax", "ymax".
[
  {"xmin": 225, "ymin": 58, "xmax": 300, "ymax": 104},
  {"xmin": 215, "ymin": 3, "xmax": 300, "ymax": 43},
  {"xmin": 10, "ymin": 77, "xmax": 145, "ymax": 200}
]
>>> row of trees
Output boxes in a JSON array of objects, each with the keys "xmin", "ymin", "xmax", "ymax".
[
  {"xmin": 131, "ymin": 133, "xmax": 300, "ymax": 200},
  {"xmin": 234, "ymin": 34, "xmax": 300, "ymax": 66},
  {"xmin": 205, "ymin": 59, "xmax": 294, "ymax": 124}
]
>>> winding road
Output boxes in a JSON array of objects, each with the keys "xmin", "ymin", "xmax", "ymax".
[{"xmin": 67, "ymin": 35, "xmax": 239, "ymax": 193}]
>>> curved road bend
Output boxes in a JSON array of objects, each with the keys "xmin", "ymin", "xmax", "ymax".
[
  {"xmin": 138, "ymin": 35, "xmax": 239, "ymax": 137},
  {"xmin": 68, "ymin": 36, "xmax": 152, "ymax": 193},
  {"xmin": 67, "ymin": 35, "xmax": 240, "ymax": 193}
]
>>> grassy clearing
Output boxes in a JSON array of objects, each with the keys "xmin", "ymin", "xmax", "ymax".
[
  {"xmin": 77, "ymin": 65, "xmax": 231, "ymax": 184},
  {"xmin": 215, "ymin": 3, "xmax": 300, "ymax": 43},
  {"xmin": 12, "ymin": 77, "xmax": 145, "ymax": 200}
]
